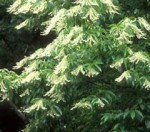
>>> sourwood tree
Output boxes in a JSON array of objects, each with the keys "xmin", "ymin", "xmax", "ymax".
[{"xmin": 1, "ymin": 0, "xmax": 150, "ymax": 131}]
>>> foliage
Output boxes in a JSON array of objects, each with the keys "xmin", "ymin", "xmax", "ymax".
[
  {"xmin": 1, "ymin": 0, "xmax": 150, "ymax": 131},
  {"xmin": 0, "ymin": 0, "xmax": 48, "ymax": 69},
  {"xmin": 0, "ymin": 0, "xmax": 35, "ymax": 69}
]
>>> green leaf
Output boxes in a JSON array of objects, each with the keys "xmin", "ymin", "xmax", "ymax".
[{"xmin": 130, "ymin": 110, "xmax": 135, "ymax": 120}]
